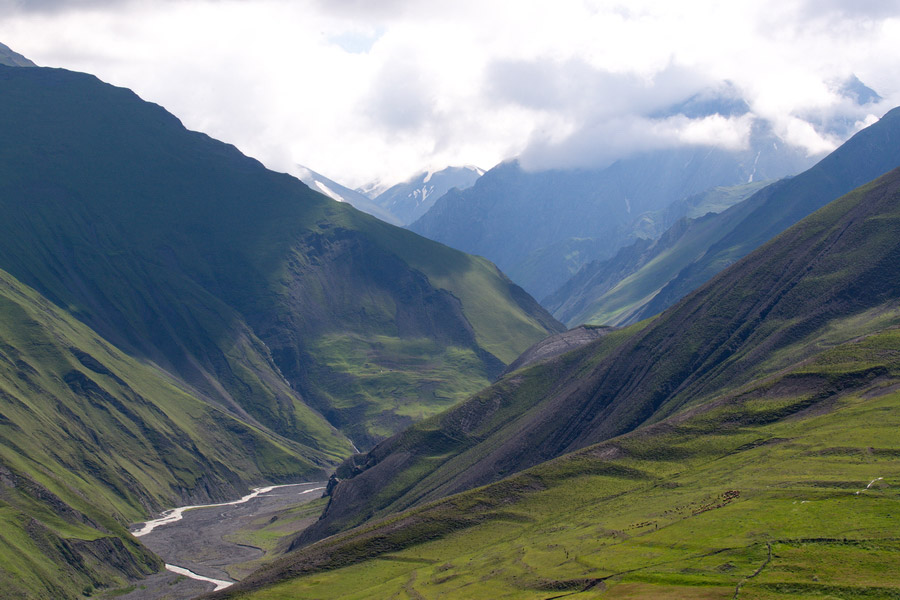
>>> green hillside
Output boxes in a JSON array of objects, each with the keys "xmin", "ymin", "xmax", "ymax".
[
  {"xmin": 0, "ymin": 267, "xmax": 329, "ymax": 599},
  {"xmin": 547, "ymin": 107, "xmax": 900, "ymax": 328},
  {"xmin": 215, "ymin": 324, "xmax": 900, "ymax": 599},
  {"xmin": 210, "ymin": 165, "xmax": 900, "ymax": 600},
  {"xmin": 0, "ymin": 64, "xmax": 561, "ymax": 449},
  {"xmin": 275, "ymin": 165, "xmax": 900, "ymax": 577}
]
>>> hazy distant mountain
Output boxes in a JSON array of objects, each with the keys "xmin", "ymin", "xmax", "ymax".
[
  {"xmin": 291, "ymin": 165, "xmax": 402, "ymax": 225},
  {"xmin": 411, "ymin": 129, "xmax": 815, "ymax": 300},
  {"xmin": 293, "ymin": 165, "xmax": 483, "ymax": 226},
  {"xmin": 408, "ymin": 82, "xmax": 884, "ymax": 301},
  {"xmin": 372, "ymin": 166, "xmax": 484, "ymax": 225},
  {"xmin": 0, "ymin": 41, "xmax": 36, "ymax": 67},
  {"xmin": 547, "ymin": 106, "xmax": 900, "ymax": 327}
]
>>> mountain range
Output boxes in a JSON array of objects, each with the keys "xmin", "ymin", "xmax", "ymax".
[
  {"xmin": 547, "ymin": 105, "xmax": 900, "ymax": 327},
  {"xmin": 407, "ymin": 82, "xmax": 883, "ymax": 302},
  {"xmin": 0, "ymin": 58, "xmax": 560, "ymax": 599},
  {"xmin": 3, "ymin": 42, "xmax": 900, "ymax": 600},
  {"xmin": 215, "ymin": 142, "xmax": 900, "ymax": 600}
]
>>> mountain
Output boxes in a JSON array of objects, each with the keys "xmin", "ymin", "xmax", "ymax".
[
  {"xmin": 290, "ymin": 165, "xmax": 402, "ymax": 225},
  {"xmin": 0, "ymin": 63, "xmax": 561, "ymax": 450},
  {"xmin": 292, "ymin": 165, "xmax": 483, "ymax": 226},
  {"xmin": 290, "ymin": 156, "xmax": 900, "ymax": 549},
  {"xmin": 0, "ymin": 42, "xmax": 35, "ymax": 67},
  {"xmin": 370, "ymin": 166, "xmax": 483, "ymax": 225},
  {"xmin": 547, "ymin": 106, "xmax": 900, "ymax": 327},
  {"xmin": 215, "ymin": 163, "xmax": 900, "ymax": 600},
  {"xmin": 0, "ymin": 267, "xmax": 327, "ymax": 599},
  {"xmin": 409, "ymin": 116, "xmax": 818, "ymax": 300},
  {"xmin": 0, "ymin": 59, "xmax": 562, "ymax": 598}
]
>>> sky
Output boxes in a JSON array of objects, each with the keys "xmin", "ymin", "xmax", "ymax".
[{"xmin": 1, "ymin": 0, "xmax": 898, "ymax": 189}]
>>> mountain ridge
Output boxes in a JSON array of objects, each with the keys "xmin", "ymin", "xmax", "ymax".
[
  {"xmin": 546, "ymin": 106, "xmax": 900, "ymax": 327},
  {"xmin": 409, "ymin": 124, "xmax": 818, "ymax": 300},
  {"xmin": 295, "ymin": 153, "xmax": 900, "ymax": 548},
  {"xmin": 213, "ymin": 163, "xmax": 900, "ymax": 600}
]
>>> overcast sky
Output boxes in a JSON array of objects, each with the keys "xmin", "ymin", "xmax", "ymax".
[{"xmin": 2, "ymin": 0, "xmax": 898, "ymax": 188}]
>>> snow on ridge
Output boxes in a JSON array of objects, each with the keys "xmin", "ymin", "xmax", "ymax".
[{"xmin": 314, "ymin": 181, "xmax": 345, "ymax": 202}]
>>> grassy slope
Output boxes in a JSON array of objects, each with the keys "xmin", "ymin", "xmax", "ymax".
[
  {"xmin": 630, "ymin": 106, "xmax": 900, "ymax": 325},
  {"xmin": 0, "ymin": 64, "xmax": 560, "ymax": 448},
  {"xmin": 0, "ymin": 267, "xmax": 335, "ymax": 599},
  {"xmin": 548, "ymin": 180, "xmax": 773, "ymax": 327},
  {"xmin": 289, "ymin": 166, "xmax": 900, "ymax": 556},
  {"xmin": 548, "ymin": 108, "xmax": 900, "ymax": 329},
  {"xmin": 215, "ymin": 322, "xmax": 900, "ymax": 599}
]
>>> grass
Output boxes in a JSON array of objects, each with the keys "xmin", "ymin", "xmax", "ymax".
[
  {"xmin": 305, "ymin": 334, "xmax": 492, "ymax": 442},
  {"xmin": 0, "ymin": 266, "xmax": 338, "ymax": 598},
  {"xmin": 215, "ymin": 310, "xmax": 900, "ymax": 599},
  {"xmin": 223, "ymin": 497, "xmax": 329, "ymax": 580}
]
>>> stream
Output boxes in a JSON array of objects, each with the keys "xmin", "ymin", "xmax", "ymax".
[{"xmin": 122, "ymin": 482, "xmax": 326, "ymax": 600}]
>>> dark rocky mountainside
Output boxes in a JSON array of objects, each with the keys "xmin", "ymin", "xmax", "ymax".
[{"xmin": 0, "ymin": 64, "xmax": 561, "ymax": 450}]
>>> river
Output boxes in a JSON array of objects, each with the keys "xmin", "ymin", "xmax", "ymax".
[{"xmin": 121, "ymin": 482, "xmax": 326, "ymax": 600}]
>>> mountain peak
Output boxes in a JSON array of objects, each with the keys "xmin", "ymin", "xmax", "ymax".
[
  {"xmin": 654, "ymin": 81, "xmax": 751, "ymax": 119},
  {"xmin": 833, "ymin": 74, "xmax": 882, "ymax": 106},
  {"xmin": 370, "ymin": 165, "xmax": 484, "ymax": 225},
  {"xmin": 0, "ymin": 42, "xmax": 37, "ymax": 67}
]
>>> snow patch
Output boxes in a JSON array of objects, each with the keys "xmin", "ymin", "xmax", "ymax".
[
  {"xmin": 748, "ymin": 151, "xmax": 761, "ymax": 183},
  {"xmin": 314, "ymin": 181, "xmax": 345, "ymax": 202}
]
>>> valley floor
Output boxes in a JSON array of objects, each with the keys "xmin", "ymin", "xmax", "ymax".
[{"xmin": 114, "ymin": 482, "xmax": 326, "ymax": 600}]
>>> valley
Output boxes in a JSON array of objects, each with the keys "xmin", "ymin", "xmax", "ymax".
[
  {"xmin": 118, "ymin": 482, "xmax": 326, "ymax": 600},
  {"xmin": 1, "ymin": 13, "xmax": 899, "ymax": 599}
]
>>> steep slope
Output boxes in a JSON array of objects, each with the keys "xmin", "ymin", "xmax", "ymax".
[
  {"xmin": 0, "ymin": 63, "xmax": 561, "ymax": 449},
  {"xmin": 546, "ymin": 181, "xmax": 772, "ymax": 326},
  {"xmin": 0, "ymin": 42, "xmax": 35, "ymax": 67},
  {"xmin": 215, "ymin": 324, "xmax": 900, "ymax": 599},
  {"xmin": 372, "ymin": 166, "xmax": 483, "ymax": 225},
  {"xmin": 548, "ymin": 106, "xmax": 900, "ymax": 327},
  {"xmin": 0, "ymin": 267, "xmax": 326, "ymax": 600},
  {"xmin": 294, "ymin": 165, "xmax": 900, "ymax": 547},
  {"xmin": 214, "ymin": 310, "xmax": 900, "ymax": 600},
  {"xmin": 410, "ymin": 119, "xmax": 817, "ymax": 300}
]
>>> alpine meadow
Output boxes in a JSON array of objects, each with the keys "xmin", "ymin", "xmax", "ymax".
[{"xmin": 1, "ymin": 4, "xmax": 899, "ymax": 599}]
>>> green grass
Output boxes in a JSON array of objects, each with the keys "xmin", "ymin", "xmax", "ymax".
[
  {"xmin": 0, "ymin": 266, "xmax": 339, "ymax": 598},
  {"xmin": 226, "ymin": 366, "xmax": 900, "ymax": 599},
  {"xmin": 305, "ymin": 334, "xmax": 492, "ymax": 441}
]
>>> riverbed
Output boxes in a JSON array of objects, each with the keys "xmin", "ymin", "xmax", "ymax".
[{"xmin": 119, "ymin": 482, "xmax": 326, "ymax": 600}]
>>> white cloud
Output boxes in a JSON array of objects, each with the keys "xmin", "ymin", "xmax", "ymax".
[{"xmin": 0, "ymin": 0, "xmax": 897, "ymax": 187}]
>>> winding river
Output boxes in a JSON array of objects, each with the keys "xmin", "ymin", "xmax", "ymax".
[{"xmin": 126, "ymin": 482, "xmax": 326, "ymax": 599}]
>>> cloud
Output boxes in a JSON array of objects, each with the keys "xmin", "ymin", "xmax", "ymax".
[
  {"xmin": 0, "ymin": 0, "xmax": 897, "ymax": 187},
  {"xmin": 794, "ymin": 0, "xmax": 900, "ymax": 20},
  {"xmin": 0, "ymin": 0, "xmax": 158, "ymax": 14},
  {"xmin": 361, "ymin": 58, "xmax": 435, "ymax": 132}
]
